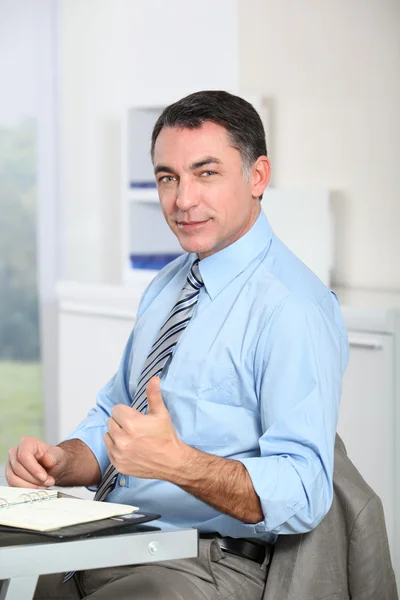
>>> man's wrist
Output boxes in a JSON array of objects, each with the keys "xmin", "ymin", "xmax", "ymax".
[
  {"xmin": 169, "ymin": 442, "xmax": 215, "ymax": 487},
  {"xmin": 56, "ymin": 439, "xmax": 101, "ymax": 487},
  {"xmin": 169, "ymin": 441, "xmax": 201, "ymax": 486}
]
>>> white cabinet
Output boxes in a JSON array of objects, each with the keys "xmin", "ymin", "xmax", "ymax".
[
  {"xmin": 57, "ymin": 283, "xmax": 139, "ymax": 441},
  {"xmin": 122, "ymin": 103, "xmax": 182, "ymax": 284},
  {"xmin": 338, "ymin": 332, "xmax": 395, "ymax": 547},
  {"xmin": 336, "ymin": 296, "xmax": 400, "ymax": 586}
]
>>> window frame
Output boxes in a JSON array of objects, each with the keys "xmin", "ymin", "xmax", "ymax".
[{"xmin": 36, "ymin": 0, "xmax": 62, "ymax": 446}]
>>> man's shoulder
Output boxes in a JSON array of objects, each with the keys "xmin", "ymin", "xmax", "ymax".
[
  {"xmin": 253, "ymin": 236, "xmax": 332, "ymax": 318},
  {"xmin": 254, "ymin": 235, "xmax": 347, "ymax": 336},
  {"xmin": 264, "ymin": 234, "xmax": 331, "ymax": 303}
]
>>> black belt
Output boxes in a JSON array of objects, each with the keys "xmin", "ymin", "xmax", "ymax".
[{"xmin": 199, "ymin": 533, "xmax": 268, "ymax": 565}]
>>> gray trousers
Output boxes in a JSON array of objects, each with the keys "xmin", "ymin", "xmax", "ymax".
[{"xmin": 33, "ymin": 539, "xmax": 269, "ymax": 600}]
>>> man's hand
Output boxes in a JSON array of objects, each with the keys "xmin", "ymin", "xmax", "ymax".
[
  {"xmin": 6, "ymin": 437, "xmax": 68, "ymax": 488},
  {"xmin": 104, "ymin": 376, "xmax": 186, "ymax": 480},
  {"xmin": 104, "ymin": 376, "xmax": 263, "ymax": 523}
]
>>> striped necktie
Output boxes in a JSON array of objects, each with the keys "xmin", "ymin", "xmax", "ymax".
[
  {"xmin": 63, "ymin": 260, "xmax": 203, "ymax": 582},
  {"xmin": 94, "ymin": 258, "xmax": 204, "ymax": 502}
]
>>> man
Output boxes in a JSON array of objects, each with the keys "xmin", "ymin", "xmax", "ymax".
[{"xmin": 6, "ymin": 91, "xmax": 349, "ymax": 599}]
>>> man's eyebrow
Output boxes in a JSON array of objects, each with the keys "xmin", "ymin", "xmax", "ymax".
[
  {"xmin": 190, "ymin": 156, "xmax": 222, "ymax": 170},
  {"xmin": 154, "ymin": 156, "xmax": 222, "ymax": 176},
  {"xmin": 154, "ymin": 164, "xmax": 175, "ymax": 176}
]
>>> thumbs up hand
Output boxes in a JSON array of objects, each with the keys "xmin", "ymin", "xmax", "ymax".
[{"xmin": 104, "ymin": 377, "xmax": 186, "ymax": 481}]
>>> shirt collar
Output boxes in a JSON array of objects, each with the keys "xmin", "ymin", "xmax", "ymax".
[{"xmin": 196, "ymin": 210, "xmax": 273, "ymax": 300}]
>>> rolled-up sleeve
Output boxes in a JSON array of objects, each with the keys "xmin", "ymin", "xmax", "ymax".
[
  {"xmin": 64, "ymin": 330, "xmax": 135, "ymax": 480},
  {"xmin": 238, "ymin": 292, "xmax": 349, "ymax": 535}
]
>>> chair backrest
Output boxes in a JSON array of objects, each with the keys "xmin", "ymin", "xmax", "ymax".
[{"xmin": 262, "ymin": 434, "xmax": 398, "ymax": 600}]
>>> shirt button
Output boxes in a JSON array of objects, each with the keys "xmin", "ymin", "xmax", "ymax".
[{"xmin": 119, "ymin": 476, "xmax": 126, "ymax": 487}]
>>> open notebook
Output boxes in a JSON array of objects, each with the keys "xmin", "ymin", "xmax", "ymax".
[{"xmin": 0, "ymin": 486, "xmax": 139, "ymax": 532}]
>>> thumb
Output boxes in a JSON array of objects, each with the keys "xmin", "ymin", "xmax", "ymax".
[
  {"xmin": 146, "ymin": 376, "xmax": 167, "ymax": 415},
  {"xmin": 41, "ymin": 446, "xmax": 64, "ymax": 470}
]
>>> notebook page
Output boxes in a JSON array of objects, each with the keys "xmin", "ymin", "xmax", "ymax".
[
  {"xmin": 0, "ymin": 486, "xmax": 58, "ymax": 506},
  {"xmin": 0, "ymin": 498, "xmax": 138, "ymax": 531}
]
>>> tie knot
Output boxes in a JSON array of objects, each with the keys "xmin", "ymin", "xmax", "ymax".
[{"xmin": 188, "ymin": 259, "xmax": 203, "ymax": 290}]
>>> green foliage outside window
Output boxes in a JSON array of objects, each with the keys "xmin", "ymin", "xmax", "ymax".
[
  {"xmin": 0, "ymin": 120, "xmax": 43, "ymax": 460},
  {"xmin": 0, "ymin": 119, "xmax": 39, "ymax": 361}
]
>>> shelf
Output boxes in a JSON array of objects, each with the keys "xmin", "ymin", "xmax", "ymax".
[
  {"xmin": 128, "ymin": 188, "xmax": 159, "ymax": 203},
  {"xmin": 124, "ymin": 267, "xmax": 158, "ymax": 286}
]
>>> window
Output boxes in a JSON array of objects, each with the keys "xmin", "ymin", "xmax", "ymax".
[
  {"xmin": 0, "ymin": 119, "xmax": 43, "ymax": 460},
  {"xmin": 0, "ymin": 0, "xmax": 58, "ymax": 466}
]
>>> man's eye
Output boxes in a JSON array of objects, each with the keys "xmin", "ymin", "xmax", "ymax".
[
  {"xmin": 200, "ymin": 170, "xmax": 217, "ymax": 177},
  {"xmin": 159, "ymin": 175, "xmax": 176, "ymax": 183}
]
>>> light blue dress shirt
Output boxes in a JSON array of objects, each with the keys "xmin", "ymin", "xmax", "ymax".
[{"xmin": 67, "ymin": 211, "xmax": 349, "ymax": 542}]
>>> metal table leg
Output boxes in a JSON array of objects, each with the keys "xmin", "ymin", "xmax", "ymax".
[{"xmin": 0, "ymin": 576, "xmax": 38, "ymax": 600}]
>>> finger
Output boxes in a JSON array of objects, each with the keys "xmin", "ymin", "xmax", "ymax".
[
  {"xmin": 107, "ymin": 417, "xmax": 124, "ymax": 443},
  {"xmin": 36, "ymin": 451, "xmax": 60, "ymax": 486},
  {"xmin": 104, "ymin": 431, "xmax": 114, "ymax": 451},
  {"xmin": 104, "ymin": 437, "xmax": 117, "ymax": 470},
  {"xmin": 111, "ymin": 404, "xmax": 132, "ymax": 427},
  {"xmin": 104, "ymin": 432, "xmax": 118, "ymax": 467},
  {"xmin": 39, "ymin": 446, "xmax": 65, "ymax": 471},
  {"xmin": 146, "ymin": 376, "xmax": 166, "ymax": 415},
  {"xmin": 108, "ymin": 414, "xmax": 123, "ymax": 431},
  {"xmin": 16, "ymin": 443, "xmax": 49, "ymax": 483},
  {"xmin": 8, "ymin": 448, "xmax": 48, "ymax": 486},
  {"xmin": 5, "ymin": 459, "xmax": 48, "ymax": 489}
]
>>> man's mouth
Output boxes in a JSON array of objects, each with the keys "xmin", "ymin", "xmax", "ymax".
[{"xmin": 177, "ymin": 219, "xmax": 209, "ymax": 230}]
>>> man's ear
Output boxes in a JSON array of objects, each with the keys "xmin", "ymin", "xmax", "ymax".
[{"xmin": 250, "ymin": 156, "xmax": 271, "ymax": 198}]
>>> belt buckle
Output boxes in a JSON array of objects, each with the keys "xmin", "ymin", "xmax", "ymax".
[{"xmin": 217, "ymin": 540, "xmax": 230, "ymax": 552}]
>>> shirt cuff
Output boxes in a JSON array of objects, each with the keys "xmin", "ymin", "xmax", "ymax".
[
  {"xmin": 64, "ymin": 420, "xmax": 110, "ymax": 484},
  {"xmin": 237, "ymin": 456, "xmax": 308, "ymax": 535}
]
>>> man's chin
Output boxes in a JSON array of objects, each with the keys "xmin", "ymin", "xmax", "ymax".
[{"xmin": 177, "ymin": 239, "xmax": 211, "ymax": 256}]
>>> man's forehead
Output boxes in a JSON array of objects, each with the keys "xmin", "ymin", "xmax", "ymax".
[{"xmin": 153, "ymin": 122, "xmax": 236, "ymax": 164}]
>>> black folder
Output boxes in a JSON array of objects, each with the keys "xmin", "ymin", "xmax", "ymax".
[{"xmin": 0, "ymin": 511, "xmax": 161, "ymax": 546}]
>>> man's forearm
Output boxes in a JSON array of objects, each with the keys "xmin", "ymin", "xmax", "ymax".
[
  {"xmin": 172, "ymin": 445, "xmax": 264, "ymax": 524},
  {"xmin": 56, "ymin": 439, "xmax": 102, "ymax": 487}
]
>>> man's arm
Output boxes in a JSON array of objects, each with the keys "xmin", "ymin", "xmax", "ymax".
[{"xmin": 173, "ymin": 446, "xmax": 263, "ymax": 523}]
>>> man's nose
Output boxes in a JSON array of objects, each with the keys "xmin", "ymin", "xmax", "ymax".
[{"xmin": 176, "ymin": 179, "xmax": 198, "ymax": 210}]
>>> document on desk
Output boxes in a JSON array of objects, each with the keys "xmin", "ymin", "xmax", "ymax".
[{"xmin": 0, "ymin": 486, "xmax": 138, "ymax": 532}]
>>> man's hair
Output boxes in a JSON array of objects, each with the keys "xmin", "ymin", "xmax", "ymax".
[{"xmin": 150, "ymin": 90, "xmax": 267, "ymax": 184}]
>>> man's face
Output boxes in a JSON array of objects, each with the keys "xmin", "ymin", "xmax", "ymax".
[{"xmin": 153, "ymin": 122, "xmax": 267, "ymax": 259}]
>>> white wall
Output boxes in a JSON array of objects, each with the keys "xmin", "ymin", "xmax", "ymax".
[
  {"xmin": 59, "ymin": 0, "xmax": 400, "ymax": 290},
  {"xmin": 59, "ymin": 0, "xmax": 238, "ymax": 284},
  {"xmin": 239, "ymin": 0, "xmax": 400, "ymax": 291}
]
